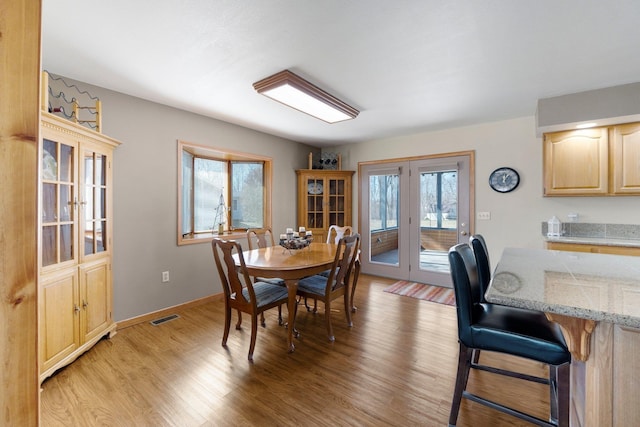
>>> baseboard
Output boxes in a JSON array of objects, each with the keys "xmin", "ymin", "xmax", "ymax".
[{"xmin": 116, "ymin": 293, "xmax": 224, "ymax": 330}]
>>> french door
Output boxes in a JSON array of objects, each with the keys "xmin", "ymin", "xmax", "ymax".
[{"xmin": 359, "ymin": 153, "xmax": 473, "ymax": 287}]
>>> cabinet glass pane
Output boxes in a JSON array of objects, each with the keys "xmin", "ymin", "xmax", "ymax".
[
  {"xmin": 96, "ymin": 154, "xmax": 105, "ymax": 186},
  {"xmin": 328, "ymin": 179, "xmax": 345, "ymax": 196},
  {"xmin": 43, "ymin": 139, "xmax": 58, "ymax": 180},
  {"xmin": 97, "ymin": 188, "xmax": 106, "ymax": 219},
  {"xmin": 60, "ymin": 184, "xmax": 73, "ymax": 221},
  {"xmin": 42, "ymin": 183, "xmax": 57, "ymax": 223},
  {"xmin": 60, "ymin": 224, "xmax": 73, "ymax": 262},
  {"xmin": 43, "ymin": 226, "xmax": 57, "ymax": 266},
  {"xmin": 84, "ymin": 152, "xmax": 94, "ymax": 185},
  {"xmin": 96, "ymin": 220, "xmax": 106, "ymax": 253},
  {"xmin": 85, "ymin": 221, "xmax": 94, "ymax": 256},
  {"xmin": 60, "ymin": 143, "xmax": 74, "ymax": 182}
]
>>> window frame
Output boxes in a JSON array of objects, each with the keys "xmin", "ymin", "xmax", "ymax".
[{"xmin": 177, "ymin": 140, "xmax": 272, "ymax": 246}]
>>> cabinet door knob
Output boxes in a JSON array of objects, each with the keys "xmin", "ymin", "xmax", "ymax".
[
  {"xmin": 82, "ymin": 300, "xmax": 88, "ymax": 309},
  {"xmin": 74, "ymin": 304, "xmax": 80, "ymax": 313}
]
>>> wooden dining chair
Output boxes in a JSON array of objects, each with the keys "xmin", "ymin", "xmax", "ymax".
[
  {"xmin": 247, "ymin": 227, "xmax": 285, "ymax": 325},
  {"xmin": 296, "ymin": 234, "xmax": 360, "ymax": 341},
  {"xmin": 310, "ymin": 225, "xmax": 360, "ymax": 312},
  {"xmin": 212, "ymin": 238, "xmax": 289, "ymax": 361},
  {"xmin": 324, "ymin": 225, "xmax": 361, "ymax": 312}
]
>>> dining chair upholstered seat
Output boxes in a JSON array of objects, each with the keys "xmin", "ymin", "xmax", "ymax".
[
  {"xmin": 448, "ymin": 243, "xmax": 571, "ymax": 427},
  {"xmin": 212, "ymin": 238, "xmax": 290, "ymax": 361},
  {"xmin": 247, "ymin": 228, "xmax": 285, "ymax": 325},
  {"xmin": 296, "ymin": 234, "xmax": 360, "ymax": 342}
]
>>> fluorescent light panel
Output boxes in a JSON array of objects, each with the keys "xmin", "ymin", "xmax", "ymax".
[{"xmin": 253, "ymin": 70, "xmax": 358, "ymax": 123}]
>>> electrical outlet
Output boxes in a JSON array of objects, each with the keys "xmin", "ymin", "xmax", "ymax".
[
  {"xmin": 477, "ymin": 211, "xmax": 491, "ymax": 220},
  {"xmin": 162, "ymin": 271, "xmax": 170, "ymax": 283}
]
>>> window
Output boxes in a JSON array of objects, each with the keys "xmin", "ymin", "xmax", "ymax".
[{"xmin": 178, "ymin": 141, "xmax": 272, "ymax": 245}]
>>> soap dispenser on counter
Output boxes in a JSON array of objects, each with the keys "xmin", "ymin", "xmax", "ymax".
[{"xmin": 547, "ymin": 216, "xmax": 562, "ymax": 237}]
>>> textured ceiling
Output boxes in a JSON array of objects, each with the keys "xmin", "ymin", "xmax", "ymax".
[{"xmin": 42, "ymin": 1, "xmax": 640, "ymax": 147}]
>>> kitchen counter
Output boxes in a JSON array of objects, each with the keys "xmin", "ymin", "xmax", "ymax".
[
  {"xmin": 487, "ymin": 247, "xmax": 640, "ymax": 427},
  {"xmin": 488, "ymin": 247, "xmax": 640, "ymax": 328}
]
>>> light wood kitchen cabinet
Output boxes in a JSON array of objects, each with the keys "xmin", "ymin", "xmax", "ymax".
[
  {"xmin": 611, "ymin": 122, "xmax": 640, "ymax": 194},
  {"xmin": 543, "ymin": 128, "xmax": 609, "ymax": 196},
  {"xmin": 39, "ymin": 112, "xmax": 121, "ymax": 382},
  {"xmin": 546, "ymin": 241, "xmax": 640, "ymax": 256},
  {"xmin": 543, "ymin": 123, "xmax": 640, "ymax": 196},
  {"xmin": 296, "ymin": 169, "xmax": 354, "ymax": 243}
]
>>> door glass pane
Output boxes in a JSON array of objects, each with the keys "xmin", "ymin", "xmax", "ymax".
[
  {"xmin": 419, "ymin": 170, "xmax": 457, "ymax": 273},
  {"xmin": 369, "ymin": 174, "xmax": 399, "ymax": 266}
]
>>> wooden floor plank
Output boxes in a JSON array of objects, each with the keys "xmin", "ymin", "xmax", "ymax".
[{"xmin": 41, "ymin": 274, "xmax": 551, "ymax": 426}]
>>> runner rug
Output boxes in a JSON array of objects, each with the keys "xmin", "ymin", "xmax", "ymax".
[{"xmin": 383, "ymin": 280, "xmax": 456, "ymax": 306}]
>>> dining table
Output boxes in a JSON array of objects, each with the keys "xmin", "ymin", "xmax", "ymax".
[
  {"xmin": 486, "ymin": 247, "xmax": 640, "ymax": 427},
  {"xmin": 233, "ymin": 242, "xmax": 337, "ymax": 353}
]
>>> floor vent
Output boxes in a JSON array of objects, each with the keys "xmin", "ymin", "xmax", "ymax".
[{"xmin": 150, "ymin": 314, "xmax": 180, "ymax": 326}]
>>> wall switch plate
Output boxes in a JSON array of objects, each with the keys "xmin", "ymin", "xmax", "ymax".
[
  {"xmin": 477, "ymin": 211, "xmax": 491, "ymax": 220},
  {"xmin": 162, "ymin": 271, "xmax": 170, "ymax": 283}
]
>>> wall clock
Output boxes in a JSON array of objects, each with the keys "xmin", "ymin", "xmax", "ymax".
[{"xmin": 489, "ymin": 167, "xmax": 520, "ymax": 193}]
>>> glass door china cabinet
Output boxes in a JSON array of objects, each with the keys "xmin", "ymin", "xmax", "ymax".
[
  {"xmin": 39, "ymin": 112, "xmax": 121, "ymax": 382},
  {"xmin": 296, "ymin": 169, "xmax": 354, "ymax": 243}
]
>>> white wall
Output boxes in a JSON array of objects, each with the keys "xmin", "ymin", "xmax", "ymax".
[
  {"xmin": 51, "ymin": 77, "xmax": 315, "ymax": 322},
  {"xmin": 334, "ymin": 116, "xmax": 640, "ymax": 264}
]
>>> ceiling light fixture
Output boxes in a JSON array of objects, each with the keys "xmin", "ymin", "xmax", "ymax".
[{"xmin": 253, "ymin": 70, "xmax": 359, "ymax": 123}]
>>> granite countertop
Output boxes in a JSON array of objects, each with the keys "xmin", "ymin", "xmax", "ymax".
[
  {"xmin": 545, "ymin": 236, "xmax": 640, "ymax": 248},
  {"xmin": 486, "ymin": 247, "xmax": 640, "ymax": 328}
]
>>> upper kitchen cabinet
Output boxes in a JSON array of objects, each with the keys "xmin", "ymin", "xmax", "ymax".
[
  {"xmin": 612, "ymin": 122, "xmax": 640, "ymax": 194},
  {"xmin": 543, "ymin": 124, "xmax": 640, "ymax": 196},
  {"xmin": 543, "ymin": 128, "xmax": 608, "ymax": 196}
]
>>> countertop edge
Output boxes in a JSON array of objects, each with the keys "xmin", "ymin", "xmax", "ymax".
[{"xmin": 544, "ymin": 236, "xmax": 640, "ymax": 248}]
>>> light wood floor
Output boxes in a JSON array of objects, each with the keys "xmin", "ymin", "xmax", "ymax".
[{"xmin": 41, "ymin": 274, "xmax": 552, "ymax": 426}]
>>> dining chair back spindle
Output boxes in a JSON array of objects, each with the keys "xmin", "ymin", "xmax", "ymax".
[{"xmin": 212, "ymin": 238, "xmax": 289, "ymax": 361}]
